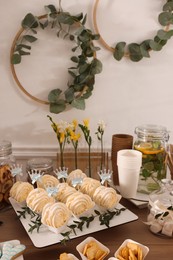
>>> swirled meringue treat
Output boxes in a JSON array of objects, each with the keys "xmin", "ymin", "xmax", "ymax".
[
  {"xmin": 67, "ymin": 169, "xmax": 87, "ymax": 187},
  {"xmin": 93, "ymin": 186, "xmax": 121, "ymax": 210},
  {"xmin": 55, "ymin": 183, "xmax": 77, "ymax": 203},
  {"xmin": 79, "ymin": 177, "xmax": 101, "ymax": 198},
  {"xmin": 37, "ymin": 174, "xmax": 59, "ymax": 189},
  {"xmin": 26, "ymin": 188, "xmax": 55, "ymax": 214},
  {"xmin": 66, "ymin": 191, "xmax": 95, "ymax": 216},
  {"xmin": 41, "ymin": 202, "xmax": 71, "ymax": 232},
  {"xmin": 10, "ymin": 181, "xmax": 34, "ymax": 203},
  {"xmin": 59, "ymin": 253, "xmax": 79, "ymax": 260}
]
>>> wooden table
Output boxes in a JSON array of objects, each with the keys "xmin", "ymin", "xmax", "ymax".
[{"xmin": 0, "ymin": 199, "xmax": 173, "ymax": 260}]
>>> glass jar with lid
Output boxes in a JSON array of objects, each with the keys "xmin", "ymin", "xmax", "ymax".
[
  {"xmin": 134, "ymin": 124, "xmax": 169, "ymax": 194},
  {"xmin": 26, "ymin": 157, "xmax": 54, "ymax": 184},
  {"xmin": 147, "ymin": 179, "xmax": 173, "ymax": 238},
  {"xmin": 0, "ymin": 140, "xmax": 16, "ymax": 209}
]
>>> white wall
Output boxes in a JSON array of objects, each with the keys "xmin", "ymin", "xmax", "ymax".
[{"xmin": 1, "ymin": 0, "xmax": 173, "ymax": 154}]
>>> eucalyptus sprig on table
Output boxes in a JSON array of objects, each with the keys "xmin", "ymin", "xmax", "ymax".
[
  {"xmin": 60, "ymin": 207, "xmax": 126, "ymax": 244},
  {"xmin": 17, "ymin": 206, "xmax": 42, "ymax": 233}
]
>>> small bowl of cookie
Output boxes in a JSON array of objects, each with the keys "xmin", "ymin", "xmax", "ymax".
[{"xmin": 76, "ymin": 236, "xmax": 110, "ymax": 260}]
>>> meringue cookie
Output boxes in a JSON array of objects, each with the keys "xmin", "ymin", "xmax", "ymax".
[
  {"xmin": 79, "ymin": 177, "xmax": 101, "ymax": 198},
  {"xmin": 10, "ymin": 181, "xmax": 34, "ymax": 203},
  {"xmin": 37, "ymin": 174, "xmax": 59, "ymax": 189},
  {"xmin": 26, "ymin": 188, "xmax": 55, "ymax": 214},
  {"xmin": 93, "ymin": 186, "xmax": 121, "ymax": 210},
  {"xmin": 41, "ymin": 202, "xmax": 71, "ymax": 228},
  {"xmin": 66, "ymin": 192, "xmax": 95, "ymax": 216}
]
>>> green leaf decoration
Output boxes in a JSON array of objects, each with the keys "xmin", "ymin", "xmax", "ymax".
[
  {"xmin": 163, "ymin": 2, "xmax": 173, "ymax": 12},
  {"xmin": 64, "ymin": 88, "xmax": 75, "ymax": 103},
  {"xmin": 140, "ymin": 40, "xmax": 151, "ymax": 58},
  {"xmin": 44, "ymin": 5, "xmax": 57, "ymax": 14},
  {"xmin": 113, "ymin": 42, "xmax": 126, "ymax": 61},
  {"xmin": 71, "ymin": 98, "xmax": 85, "ymax": 110},
  {"xmin": 23, "ymin": 35, "xmax": 38, "ymax": 43},
  {"xmin": 22, "ymin": 13, "xmax": 39, "ymax": 29},
  {"xmin": 128, "ymin": 43, "xmax": 143, "ymax": 62},
  {"xmin": 157, "ymin": 29, "xmax": 173, "ymax": 40},
  {"xmin": 90, "ymin": 58, "xmax": 103, "ymax": 75},
  {"xmin": 11, "ymin": 53, "xmax": 21, "ymax": 64},
  {"xmin": 11, "ymin": 5, "xmax": 102, "ymax": 114},
  {"xmin": 149, "ymin": 40, "xmax": 163, "ymax": 51},
  {"xmin": 49, "ymin": 100, "xmax": 66, "ymax": 114},
  {"xmin": 158, "ymin": 12, "xmax": 173, "ymax": 26},
  {"xmin": 48, "ymin": 89, "xmax": 62, "ymax": 102},
  {"xmin": 92, "ymin": 0, "xmax": 173, "ymax": 62}
]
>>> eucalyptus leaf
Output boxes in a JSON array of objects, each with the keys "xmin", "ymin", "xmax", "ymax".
[
  {"xmin": 22, "ymin": 13, "xmax": 39, "ymax": 29},
  {"xmin": 158, "ymin": 12, "xmax": 173, "ymax": 26},
  {"xmin": 128, "ymin": 43, "xmax": 143, "ymax": 62},
  {"xmin": 154, "ymin": 36, "xmax": 167, "ymax": 46},
  {"xmin": 82, "ymin": 91, "xmax": 92, "ymax": 99},
  {"xmin": 149, "ymin": 40, "xmax": 163, "ymax": 51},
  {"xmin": 71, "ymin": 98, "xmax": 85, "ymax": 110},
  {"xmin": 48, "ymin": 89, "xmax": 62, "ymax": 102},
  {"xmin": 157, "ymin": 29, "xmax": 173, "ymax": 40},
  {"xmin": 64, "ymin": 88, "xmax": 74, "ymax": 102},
  {"xmin": 19, "ymin": 50, "xmax": 30, "ymax": 56},
  {"xmin": 56, "ymin": 12, "xmax": 75, "ymax": 25},
  {"xmin": 90, "ymin": 58, "xmax": 103, "ymax": 75},
  {"xmin": 114, "ymin": 42, "xmax": 126, "ymax": 61},
  {"xmin": 45, "ymin": 5, "xmax": 57, "ymax": 14},
  {"xmin": 49, "ymin": 100, "xmax": 66, "ymax": 114},
  {"xmin": 11, "ymin": 53, "xmax": 21, "ymax": 64},
  {"xmin": 140, "ymin": 41, "xmax": 150, "ymax": 57},
  {"xmin": 71, "ymin": 56, "xmax": 79, "ymax": 63},
  {"xmin": 23, "ymin": 35, "xmax": 37, "ymax": 43},
  {"xmin": 163, "ymin": 2, "xmax": 173, "ymax": 12},
  {"xmin": 79, "ymin": 63, "xmax": 89, "ymax": 74}
]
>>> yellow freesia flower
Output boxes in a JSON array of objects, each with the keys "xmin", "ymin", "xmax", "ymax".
[
  {"xmin": 60, "ymin": 132, "xmax": 65, "ymax": 143},
  {"xmin": 83, "ymin": 119, "xmax": 89, "ymax": 128},
  {"xmin": 72, "ymin": 119, "xmax": 78, "ymax": 129}
]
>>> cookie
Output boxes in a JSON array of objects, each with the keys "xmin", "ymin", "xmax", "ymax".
[{"xmin": 1, "ymin": 242, "xmax": 26, "ymax": 260}]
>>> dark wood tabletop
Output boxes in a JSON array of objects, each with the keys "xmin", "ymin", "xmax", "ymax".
[{"xmin": 0, "ymin": 198, "xmax": 173, "ymax": 260}]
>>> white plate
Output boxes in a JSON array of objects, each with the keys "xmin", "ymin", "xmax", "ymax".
[
  {"xmin": 9, "ymin": 198, "xmax": 138, "ymax": 248},
  {"xmin": 0, "ymin": 240, "xmax": 24, "ymax": 260}
]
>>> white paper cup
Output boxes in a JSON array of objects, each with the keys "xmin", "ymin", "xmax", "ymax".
[
  {"xmin": 117, "ymin": 149, "xmax": 142, "ymax": 169},
  {"xmin": 117, "ymin": 149, "xmax": 142, "ymax": 198},
  {"xmin": 117, "ymin": 167, "xmax": 140, "ymax": 198}
]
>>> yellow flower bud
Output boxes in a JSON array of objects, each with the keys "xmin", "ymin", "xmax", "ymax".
[{"xmin": 83, "ymin": 119, "xmax": 89, "ymax": 128}]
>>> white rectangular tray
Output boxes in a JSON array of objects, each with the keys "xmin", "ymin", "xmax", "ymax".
[{"xmin": 10, "ymin": 198, "xmax": 138, "ymax": 248}]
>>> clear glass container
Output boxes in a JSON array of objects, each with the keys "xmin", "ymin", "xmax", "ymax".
[
  {"xmin": 26, "ymin": 157, "xmax": 54, "ymax": 183},
  {"xmin": 0, "ymin": 140, "xmax": 16, "ymax": 208},
  {"xmin": 134, "ymin": 124, "xmax": 169, "ymax": 194},
  {"xmin": 147, "ymin": 179, "xmax": 173, "ymax": 238}
]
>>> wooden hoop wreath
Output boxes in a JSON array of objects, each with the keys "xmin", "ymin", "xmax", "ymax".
[
  {"xmin": 10, "ymin": 6, "xmax": 102, "ymax": 114},
  {"xmin": 93, "ymin": 0, "xmax": 173, "ymax": 62},
  {"xmin": 10, "ymin": 15, "xmax": 49, "ymax": 105}
]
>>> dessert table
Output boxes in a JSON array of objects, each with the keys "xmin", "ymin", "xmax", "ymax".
[{"xmin": 0, "ymin": 198, "xmax": 173, "ymax": 260}]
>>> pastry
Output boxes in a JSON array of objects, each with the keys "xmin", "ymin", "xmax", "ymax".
[
  {"xmin": 79, "ymin": 177, "xmax": 101, "ymax": 198},
  {"xmin": 0, "ymin": 164, "xmax": 13, "ymax": 204},
  {"xmin": 66, "ymin": 191, "xmax": 95, "ymax": 216},
  {"xmin": 0, "ymin": 242, "xmax": 26, "ymax": 260},
  {"xmin": 37, "ymin": 174, "xmax": 59, "ymax": 189},
  {"xmin": 26, "ymin": 188, "xmax": 55, "ymax": 214},
  {"xmin": 59, "ymin": 253, "xmax": 77, "ymax": 260},
  {"xmin": 10, "ymin": 181, "xmax": 34, "ymax": 203},
  {"xmin": 41, "ymin": 202, "xmax": 71, "ymax": 228},
  {"xmin": 93, "ymin": 186, "xmax": 121, "ymax": 210},
  {"xmin": 55, "ymin": 183, "xmax": 77, "ymax": 203},
  {"xmin": 67, "ymin": 169, "xmax": 87, "ymax": 187}
]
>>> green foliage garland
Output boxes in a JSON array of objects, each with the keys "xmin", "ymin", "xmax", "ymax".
[
  {"xmin": 11, "ymin": 4, "xmax": 102, "ymax": 114},
  {"xmin": 93, "ymin": 0, "xmax": 173, "ymax": 62}
]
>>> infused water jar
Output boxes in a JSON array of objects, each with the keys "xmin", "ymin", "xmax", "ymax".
[{"xmin": 134, "ymin": 124, "xmax": 169, "ymax": 194}]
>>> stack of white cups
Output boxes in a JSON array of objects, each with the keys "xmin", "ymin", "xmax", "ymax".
[{"xmin": 117, "ymin": 149, "xmax": 142, "ymax": 198}]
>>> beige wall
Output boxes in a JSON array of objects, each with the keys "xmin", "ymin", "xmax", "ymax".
[{"xmin": 1, "ymin": 0, "xmax": 173, "ymax": 156}]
